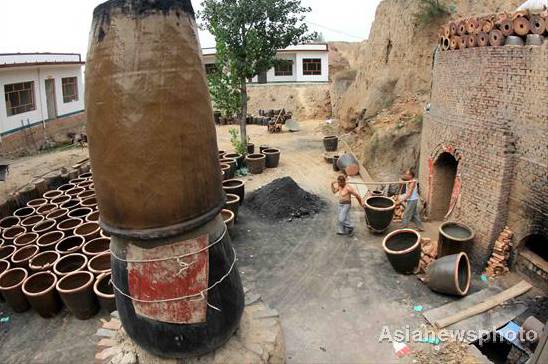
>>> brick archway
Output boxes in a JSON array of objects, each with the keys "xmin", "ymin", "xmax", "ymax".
[{"xmin": 427, "ymin": 144, "xmax": 463, "ymax": 220}]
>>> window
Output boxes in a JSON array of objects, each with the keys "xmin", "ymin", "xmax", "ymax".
[
  {"xmin": 4, "ymin": 81, "xmax": 36, "ymax": 116},
  {"xmin": 62, "ymin": 77, "xmax": 79, "ymax": 103},
  {"xmin": 205, "ymin": 63, "xmax": 218, "ymax": 75},
  {"xmin": 302, "ymin": 58, "xmax": 322, "ymax": 76},
  {"xmin": 274, "ymin": 60, "xmax": 293, "ymax": 76}
]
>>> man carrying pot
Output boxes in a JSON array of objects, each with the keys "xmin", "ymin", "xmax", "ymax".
[
  {"xmin": 398, "ymin": 169, "xmax": 425, "ymax": 232},
  {"xmin": 331, "ymin": 175, "xmax": 365, "ymax": 236}
]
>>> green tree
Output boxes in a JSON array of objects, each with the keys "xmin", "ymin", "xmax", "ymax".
[{"xmin": 200, "ymin": 0, "xmax": 316, "ymax": 148}]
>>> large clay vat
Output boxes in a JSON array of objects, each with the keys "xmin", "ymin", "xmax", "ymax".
[
  {"xmin": 426, "ymin": 252, "xmax": 471, "ymax": 296},
  {"xmin": 382, "ymin": 229, "xmax": 421, "ymax": 274},
  {"xmin": 364, "ymin": 196, "xmax": 396, "ymax": 233},
  {"xmin": 437, "ymin": 222, "xmax": 475, "ymax": 257},
  {"xmin": 86, "ymin": 0, "xmax": 243, "ymax": 358},
  {"xmin": 336, "ymin": 153, "xmax": 360, "ymax": 176}
]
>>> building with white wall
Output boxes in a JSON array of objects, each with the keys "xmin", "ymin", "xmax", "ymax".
[
  {"xmin": 0, "ymin": 53, "xmax": 85, "ymax": 136},
  {"xmin": 202, "ymin": 43, "xmax": 329, "ymax": 83}
]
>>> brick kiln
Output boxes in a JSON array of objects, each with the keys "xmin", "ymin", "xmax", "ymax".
[{"xmin": 418, "ymin": 21, "xmax": 547, "ymax": 281}]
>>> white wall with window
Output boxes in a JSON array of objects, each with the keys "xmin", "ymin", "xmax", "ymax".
[
  {"xmin": 0, "ymin": 53, "xmax": 84, "ymax": 135},
  {"xmin": 202, "ymin": 43, "xmax": 329, "ymax": 84}
]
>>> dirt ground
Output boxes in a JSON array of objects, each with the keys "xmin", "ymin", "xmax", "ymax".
[{"xmin": 0, "ymin": 120, "xmax": 538, "ymax": 363}]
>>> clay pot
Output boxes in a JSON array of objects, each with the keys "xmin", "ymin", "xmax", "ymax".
[
  {"xmin": 51, "ymin": 194, "xmax": 71, "ymax": 207},
  {"xmin": 65, "ymin": 187, "xmax": 86, "ymax": 199},
  {"xmin": 526, "ymin": 34, "xmax": 544, "ymax": 46},
  {"xmin": 247, "ymin": 143, "xmax": 255, "ymax": 154},
  {"xmin": 259, "ymin": 145, "xmax": 270, "ymax": 153},
  {"xmin": 59, "ymin": 199, "xmax": 80, "ymax": 210},
  {"xmin": 46, "ymin": 208, "xmax": 70, "ymax": 223},
  {"xmin": 3, "ymin": 225, "xmax": 26, "ymax": 243},
  {"xmin": 246, "ymin": 154, "xmax": 266, "ymax": 174},
  {"xmin": 0, "ymin": 245, "xmax": 17, "ymax": 261},
  {"xmin": 371, "ymin": 190, "xmax": 383, "ymax": 196},
  {"xmin": 79, "ymin": 172, "xmax": 93, "ymax": 179},
  {"xmin": 221, "ymin": 209, "xmax": 235, "ymax": 230},
  {"xmin": 29, "ymin": 251, "xmax": 60, "ymax": 272},
  {"xmin": 222, "ymin": 179, "xmax": 245, "ymax": 205},
  {"xmin": 57, "ymin": 218, "xmax": 83, "ymax": 236},
  {"xmin": 220, "ymin": 163, "xmax": 233, "ymax": 180},
  {"xmin": 505, "ymin": 35, "xmax": 524, "ymax": 46},
  {"xmin": 364, "ymin": 196, "xmax": 396, "ymax": 233},
  {"xmin": 11, "ymin": 245, "xmax": 39, "ymax": 269},
  {"xmin": 56, "ymin": 271, "xmax": 99, "ymax": 320},
  {"xmin": 323, "ymin": 136, "xmax": 338, "ymax": 152},
  {"xmin": 43, "ymin": 190, "xmax": 64, "ymax": 201},
  {"xmin": 14, "ymin": 232, "xmax": 39, "ymax": 247},
  {"xmin": 94, "ymin": 272, "xmax": 116, "ymax": 312},
  {"xmin": 333, "ymin": 155, "xmax": 340, "ymax": 171},
  {"xmin": 20, "ymin": 214, "xmax": 45, "ymax": 230},
  {"xmin": 224, "ymin": 153, "xmax": 243, "ymax": 168},
  {"xmin": 263, "ymin": 148, "xmax": 280, "ymax": 168},
  {"xmin": 77, "ymin": 190, "xmax": 96, "ymax": 201},
  {"xmin": 36, "ymin": 204, "xmax": 57, "ymax": 216},
  {"xmin": 426, "ymin": 252, "xmax": 471, "ymax": 296},
  {"xmin": 86, "ymin": 210, "xmax": 100, "ymax": 223},
  {"xmin": 56, "ymin": 235, "xmax": 85, "ymax": 255},
  {"xmin": 83, "ymin": 237, "xmax": 110, "ymax": 257},
  {"xmin": 13, "ymin": 206, "xmax": 35, "ymax": 219},
  {"xmin": 80, "ymin": 197, "xmax": 98, "ymax": 210},
  {"xmin": 218, "ymin": 150, "xmax": 226, "ymax": 159},
  {"xmin": 70, "ymin": 178, "xmax": 87, "ymax": 185},
  {"xmin": 74, "ymin": 221, "xmax": 101, "ymax": 242},
  {"xmin": 27, "ymin": 198, "xmax": 48, "ymax": 209},
  {"xmin": 77, "ymin": 180, "xmax": 94, "ymax": 191},
  {"xmin": 224, "ymin": 194, "xmax": 240, "ymax": 220},
  {"xmin": 22, "ymin": 271, "xmax": 62, "ymax": 318},
  {"xmin": 336, "ymin": 153, "xmax": 360, "ymax": 176},
  {"xmin": 0, "ymin": 268, "xmax": 30, "ymax": 312},
  {"xmin": 88, "ymin": 252, "xmax": 111, "ymax": 275},
  {"xmin": 68, "ymin": 207, "xmax": 93, "ymax": 220},
  {"xmin": 438, "ymin": 222, "xmax": 475, "ymax": 258},
  {"xmin": 32, "ymin": 218, "xmax": 57, "ymax": 235},
  {"xmin": 37, "ymin": 231, "xmax": 65, "ymax": 251},
  {"xmin": 54, "ymin": 253, "xmax": 88, "ymax": 276},
  {"xmin": 0, "ymin": 259, "xmax": 9, "ymax": 301},
  {"xmin": 0, "ymin": 215, "xmax": 20, "ymax": 230},
  {"xmin": 382, "ymin": 229, "xmax": 421, "ymax": 274}
]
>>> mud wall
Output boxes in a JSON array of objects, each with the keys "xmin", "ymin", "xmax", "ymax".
[
  {"xmin": 247, "ymin": 83, "xmax": 331, "ymax": 120},
  {"xmin": 419, "ymin": 44, "xmax": 548, "ymax": 270},
  {"xmin": 0, "ymin": 112, "xmax": 86, "ymax": 158}
]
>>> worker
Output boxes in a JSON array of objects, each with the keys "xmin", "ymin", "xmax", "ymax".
[
  {"xmin": 331, "ymin": 175, "xmax": 365, "ymax": 236},
  {"xmin": 398, "ymin": 169, "xmax": 424, "ymax": 231}
]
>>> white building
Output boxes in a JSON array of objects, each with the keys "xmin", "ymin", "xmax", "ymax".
[
  {"xmin": 202, "ymin": 43, "xmax": 329, "ymax": 83},
  {"xmin": 0, "ymin": 53, "xmax": 85, "ymax": 136}
]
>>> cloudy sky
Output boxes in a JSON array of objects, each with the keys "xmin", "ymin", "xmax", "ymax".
[{"xmin": 0, "ymin": 0, "xmax": 381, "ymax": 58}]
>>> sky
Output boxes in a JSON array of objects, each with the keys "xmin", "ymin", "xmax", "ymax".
[{"xmin": 0, "ymin": 0, "xmax": 381, "ymax": 59}]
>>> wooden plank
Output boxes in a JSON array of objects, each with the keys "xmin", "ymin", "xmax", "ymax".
[{"xmin": 434, "ymin": 280, "xmax": 532, "ymax": 329}]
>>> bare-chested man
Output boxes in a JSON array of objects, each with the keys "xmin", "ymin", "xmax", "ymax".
[{"xmin": 331, "ymin": 175, "xmax": 364, "ymax": 236}]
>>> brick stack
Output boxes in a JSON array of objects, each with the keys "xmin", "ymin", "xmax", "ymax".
[
  {"xmin": 485, "ymin": 227, "xmax": 513, "ymax": 277},
  {"xmin": 439, "ymin": 9, "xmax": 548, "ymax": 51},
  {"xmin": 419, "ymin": 238, "xmax": 438, "ymax": 273},
  {"xmin": 392, "ymin": 197, "xmax": 405, "ymax": 222}
]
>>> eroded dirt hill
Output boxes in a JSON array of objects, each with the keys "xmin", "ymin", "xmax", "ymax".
[{"xmin": 331, "ymin": 0, "xmax": 523, "ymax": 179}]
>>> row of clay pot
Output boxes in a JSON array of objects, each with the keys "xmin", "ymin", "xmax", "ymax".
[
  {"xmin": 382, "ymin": 229, "xmax": 471, "ymax": 297},
  {"xmin": 0, "ymin": 265, "xmax": 114, "ymax": 319},
  {"xmin": 219, "ymin": 146, "xmax": 281, "ymax": 175}
]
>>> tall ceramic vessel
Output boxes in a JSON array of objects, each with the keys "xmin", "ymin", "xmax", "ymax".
[{"xmin": 86, "ymin": 0, "xmax": 244, "ymax": 358}]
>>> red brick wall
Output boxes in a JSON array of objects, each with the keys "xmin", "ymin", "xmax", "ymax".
[
  {"xmin": 0, "ymin": 111, "xmax": 86, "ymax": 158},
  {"xmin": 419, "ymin": 44, "xmax": 547, "ymax": 270}
]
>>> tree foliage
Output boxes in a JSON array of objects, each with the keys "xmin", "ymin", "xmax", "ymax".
[
  {"xmin": 414, "ymin": 0, "xmax": 452, "ymax": 28},
  {"xmin": 200, "ymin": 0, "xmax": 316, "ymax": 145}
]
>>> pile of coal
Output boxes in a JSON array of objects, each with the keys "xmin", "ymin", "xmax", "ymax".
[{"xmin": 246, "ymin": 177, "xmax": 325, "ymax": 221}]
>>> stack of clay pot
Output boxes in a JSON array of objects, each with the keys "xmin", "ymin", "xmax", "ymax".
[
  {"xmin": 439, "ymin": 9, "xmax": 547, "ymax": 50},
  {"xmin": 0, "ymin": 170, "xmax": 115, "ymax": 319}
]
